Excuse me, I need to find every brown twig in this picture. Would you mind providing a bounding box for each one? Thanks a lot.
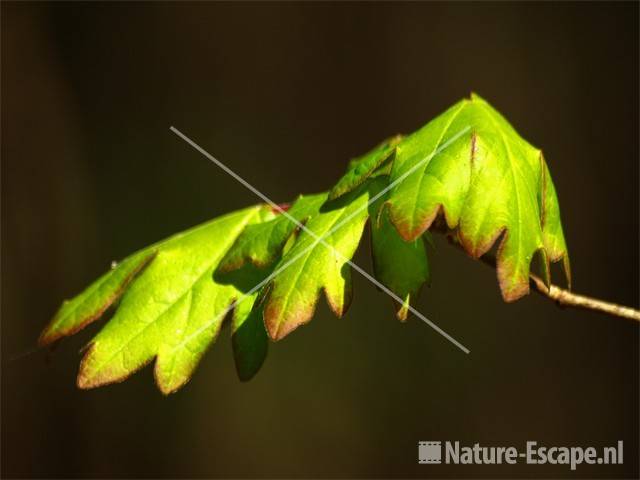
[441,233,640,322]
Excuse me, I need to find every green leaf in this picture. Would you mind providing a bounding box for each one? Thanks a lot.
[329,134,403,200]
[327,94,569,301]
[383,93,569,301]
[41,205,275,393]
[262,183,375,340]
[231,300,268,382]
[218,193,327,273]
[215,264,271,382]
[370,199,430,321]
[38,250,156,346]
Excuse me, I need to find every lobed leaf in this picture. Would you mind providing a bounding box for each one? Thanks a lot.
[262,183,376,340]
[331,93,570,301]
[218,193,327,273]
[41,206,275,393]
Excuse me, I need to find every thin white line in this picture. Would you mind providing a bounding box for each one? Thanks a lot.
[170,125,471,354]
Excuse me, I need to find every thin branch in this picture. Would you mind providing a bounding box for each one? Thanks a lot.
[440,233,640,322]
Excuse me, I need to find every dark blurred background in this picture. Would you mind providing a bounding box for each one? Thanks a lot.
[2,2,638,478]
